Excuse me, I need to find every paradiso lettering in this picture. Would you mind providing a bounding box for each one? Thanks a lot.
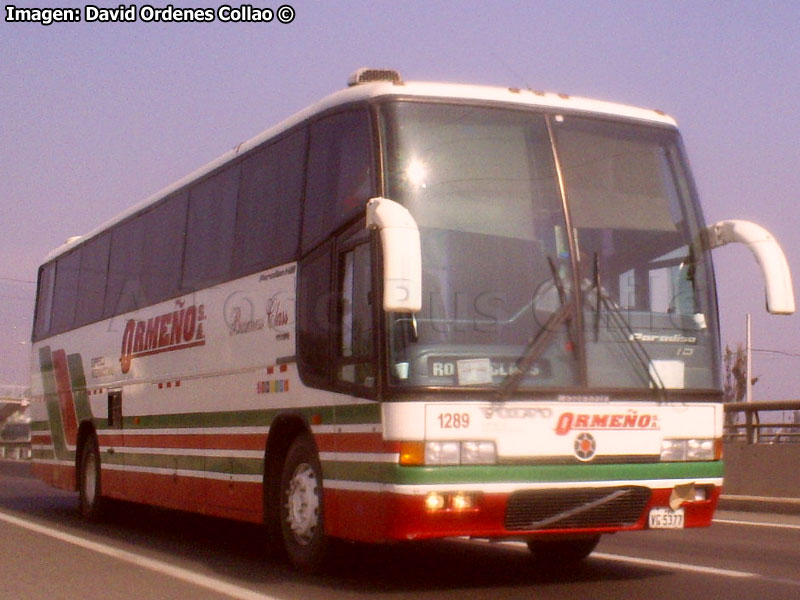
[555,410,660,436]
[120,299,206,373]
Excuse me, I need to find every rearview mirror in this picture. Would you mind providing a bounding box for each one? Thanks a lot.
[366,197,422,313]
[705,219,795,315]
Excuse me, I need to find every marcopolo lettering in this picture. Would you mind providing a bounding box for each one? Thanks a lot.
[120,301,206,373]
[480,406,553,420]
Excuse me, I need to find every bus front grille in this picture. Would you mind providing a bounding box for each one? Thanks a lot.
[504,486,651,531]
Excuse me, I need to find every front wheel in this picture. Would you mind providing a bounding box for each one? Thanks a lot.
[279,433,328,571]
[78,434,104,520]
[527,535,601,564]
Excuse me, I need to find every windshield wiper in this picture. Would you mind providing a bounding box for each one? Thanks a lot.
[588,255,666,394]
[498,258,574,399]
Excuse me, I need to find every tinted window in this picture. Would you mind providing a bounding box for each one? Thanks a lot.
[141,192,187,303]
[233,129,306,276]
[338,241,374,387]
[74,234,110,327]
[105,214,145,317]
[303,110,372,252]
[183,166,240,290]
[297,241,334,383]
[33,263,56,340]
[50,250,81,334]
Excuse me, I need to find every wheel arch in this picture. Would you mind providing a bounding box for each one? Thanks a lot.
[263,413,315,523]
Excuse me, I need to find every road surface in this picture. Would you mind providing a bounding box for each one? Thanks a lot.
[1,460,799,600]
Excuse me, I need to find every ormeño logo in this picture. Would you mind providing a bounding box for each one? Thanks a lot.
[120,298,206,374]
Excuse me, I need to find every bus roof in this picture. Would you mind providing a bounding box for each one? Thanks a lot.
[43,74,678,263]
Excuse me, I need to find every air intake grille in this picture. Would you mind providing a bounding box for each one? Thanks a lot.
[504,486,651,531]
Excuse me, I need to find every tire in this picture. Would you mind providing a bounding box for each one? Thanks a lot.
[279,433,328,571]
[78,434,104,520]
[527,535,601,565]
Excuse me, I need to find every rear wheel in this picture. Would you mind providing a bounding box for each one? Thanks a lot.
[527,535,601,564]
[279,433,328,571]
[78,434,104,520]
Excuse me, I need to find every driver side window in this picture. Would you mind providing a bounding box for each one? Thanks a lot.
[338,241,375,388]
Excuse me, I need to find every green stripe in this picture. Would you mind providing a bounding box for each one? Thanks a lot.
[123,453,206,472]
[322,460,395,483]
[125,410,270,430]
[322,460,725,486]
[66,352,93,423]
[31,448,56,460]
[204,456,264,476]
[122,401,380,431]
[333,402,381,424]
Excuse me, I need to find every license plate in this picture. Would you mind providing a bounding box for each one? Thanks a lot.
[648,507,685,529]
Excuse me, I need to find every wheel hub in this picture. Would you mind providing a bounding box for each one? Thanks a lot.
[84,451,97,504]
[285,463,319,545]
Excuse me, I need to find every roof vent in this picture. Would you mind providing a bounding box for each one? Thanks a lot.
[348,68,402,87]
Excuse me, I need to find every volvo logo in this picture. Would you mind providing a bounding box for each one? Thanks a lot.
[574,432,597,461]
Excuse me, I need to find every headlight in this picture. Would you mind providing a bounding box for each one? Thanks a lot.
[661,438,717,461]
[425,441,461,465]
[400,441,498,465]
[460,441,497,465]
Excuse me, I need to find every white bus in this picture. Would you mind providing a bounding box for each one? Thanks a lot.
[30,69,794,570]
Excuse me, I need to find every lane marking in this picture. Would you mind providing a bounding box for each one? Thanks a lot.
[592,552,756,578]
[714,518,800,531]
[485,540,757,579]
[0,509,279,600]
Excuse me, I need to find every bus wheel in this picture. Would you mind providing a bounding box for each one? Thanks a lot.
[527,535,601,564]
[78,434,103,520]
[279,433,328,571]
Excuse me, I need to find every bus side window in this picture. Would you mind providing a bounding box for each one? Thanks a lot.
[297,241,335,386]
[33,262,56,340]
[302,109,373,254]
[338,242,374,387]
[233,128,306,277]
[183,166,239,291]
[50,249,81,335]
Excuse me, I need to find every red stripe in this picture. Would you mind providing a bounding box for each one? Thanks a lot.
[104,469,262,523]
[31,461,75,492]
[314,432,387,453]
[51,349,79,446]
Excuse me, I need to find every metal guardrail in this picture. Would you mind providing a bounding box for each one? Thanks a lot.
[0,440,31,460]
[724,400,800,444]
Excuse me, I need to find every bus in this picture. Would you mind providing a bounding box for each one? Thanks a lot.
[30,69,795,570]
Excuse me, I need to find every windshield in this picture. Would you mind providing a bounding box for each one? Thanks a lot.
[380,101,720,393]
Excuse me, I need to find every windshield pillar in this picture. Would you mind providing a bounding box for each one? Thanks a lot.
[546,116,588,387]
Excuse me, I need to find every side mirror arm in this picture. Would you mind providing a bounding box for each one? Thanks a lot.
[705,219,795,315]
[366,197,422,313]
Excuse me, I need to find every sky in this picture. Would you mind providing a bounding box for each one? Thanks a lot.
[1,0,799,400]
